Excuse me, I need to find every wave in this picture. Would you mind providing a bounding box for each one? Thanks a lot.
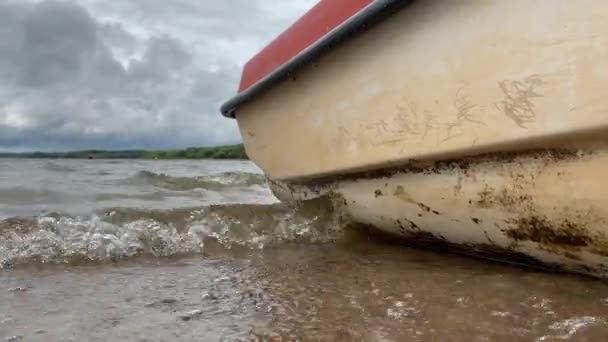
[128,171,268,191]
[0,197,349,268]
[42,161,78,173]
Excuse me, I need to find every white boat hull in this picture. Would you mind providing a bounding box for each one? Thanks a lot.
[223,0,608,277]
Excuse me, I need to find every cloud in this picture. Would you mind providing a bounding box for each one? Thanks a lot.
[0,0,316,151]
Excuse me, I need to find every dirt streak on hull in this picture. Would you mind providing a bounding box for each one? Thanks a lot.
[268,147,608,278]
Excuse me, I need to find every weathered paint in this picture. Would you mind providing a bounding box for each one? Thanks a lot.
[268,148,608,278]
[229,0,608,277]
[235,0,608,181]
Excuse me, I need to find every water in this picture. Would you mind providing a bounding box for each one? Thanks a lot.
[1,159,608,341]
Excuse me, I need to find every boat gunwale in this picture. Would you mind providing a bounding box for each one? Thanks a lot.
[219,0,411,118]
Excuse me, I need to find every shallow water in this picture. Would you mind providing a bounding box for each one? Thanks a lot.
[1,159,608,341]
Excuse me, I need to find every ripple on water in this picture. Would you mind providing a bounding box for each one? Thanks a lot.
[126,170,268,191]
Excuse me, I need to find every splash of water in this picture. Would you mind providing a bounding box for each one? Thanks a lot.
[538,316,606,340]
[0,198,348,268]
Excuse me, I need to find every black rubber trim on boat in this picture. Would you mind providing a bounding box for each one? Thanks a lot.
[220,0,412,118]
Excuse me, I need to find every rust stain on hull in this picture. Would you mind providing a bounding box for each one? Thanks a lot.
[393,185,416,203]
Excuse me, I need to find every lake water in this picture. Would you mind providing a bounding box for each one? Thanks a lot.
[1,159,608,341]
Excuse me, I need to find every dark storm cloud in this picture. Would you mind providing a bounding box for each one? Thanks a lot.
[0,0,315,151]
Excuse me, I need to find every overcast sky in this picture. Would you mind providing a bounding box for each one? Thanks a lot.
[0,0,316,152]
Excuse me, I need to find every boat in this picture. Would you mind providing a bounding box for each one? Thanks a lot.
[220,0,608,278]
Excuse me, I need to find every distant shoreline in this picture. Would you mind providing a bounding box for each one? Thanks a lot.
[0,144,248,160]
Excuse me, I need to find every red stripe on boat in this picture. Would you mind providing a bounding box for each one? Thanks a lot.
[238,0,373,93]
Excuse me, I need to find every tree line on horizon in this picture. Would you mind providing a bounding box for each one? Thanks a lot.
[0,144,248,160]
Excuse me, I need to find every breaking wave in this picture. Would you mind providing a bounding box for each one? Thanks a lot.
[128,171,268,191]
[0,198,349,268]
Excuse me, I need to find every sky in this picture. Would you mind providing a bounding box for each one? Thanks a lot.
[0,0,316,152]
